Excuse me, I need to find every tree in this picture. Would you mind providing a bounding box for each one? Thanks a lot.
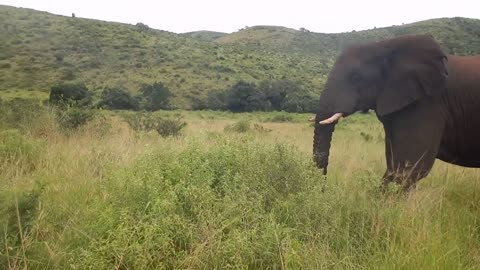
[135,22,150,32]
[140,82,172,111]
[49,82,91,107]
[206,90,227,110]
[260,79,303,111]
[282,90,318,113]
[99,87,139,110]
[226,81,270,112]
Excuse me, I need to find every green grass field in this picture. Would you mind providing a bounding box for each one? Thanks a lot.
[2,106,480,269]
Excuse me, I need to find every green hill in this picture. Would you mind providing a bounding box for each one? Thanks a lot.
[217,18,480,57]
[1,5,479,108]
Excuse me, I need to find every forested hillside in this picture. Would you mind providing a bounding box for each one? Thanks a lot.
[1,5,479,109]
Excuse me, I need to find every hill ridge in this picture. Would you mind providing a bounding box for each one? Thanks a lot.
[1,5,479,108]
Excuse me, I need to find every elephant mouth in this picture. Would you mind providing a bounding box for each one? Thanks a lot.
[319,112,343,125]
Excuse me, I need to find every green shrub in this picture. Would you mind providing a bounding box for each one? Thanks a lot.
[121,112,161,132]
[224,120,251,133]
[68,139,322,269]
[226,80,270,112]
[55,107,95,131]
[98,87,139,110]
[139,82,172,111]
[122,112,186,137]
[49,82,92,107]
[155,118,187,137]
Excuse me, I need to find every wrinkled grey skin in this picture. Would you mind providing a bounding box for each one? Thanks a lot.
[313,34,480,191]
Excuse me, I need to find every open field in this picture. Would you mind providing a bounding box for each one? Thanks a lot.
[1,107,480,269]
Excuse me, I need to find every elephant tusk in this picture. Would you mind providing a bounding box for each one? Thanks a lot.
[319,113,343,125]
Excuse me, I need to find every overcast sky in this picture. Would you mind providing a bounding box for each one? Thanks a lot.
[1,0,478,34]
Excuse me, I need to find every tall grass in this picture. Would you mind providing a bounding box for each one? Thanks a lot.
[1,108,480,269]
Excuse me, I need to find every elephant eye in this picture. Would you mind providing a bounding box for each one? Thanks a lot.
[349,72,362,83]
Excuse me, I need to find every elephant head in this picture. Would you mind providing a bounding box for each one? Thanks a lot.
[313,34,448,174]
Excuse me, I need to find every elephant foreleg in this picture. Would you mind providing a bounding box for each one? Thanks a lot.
[380,100,445,191]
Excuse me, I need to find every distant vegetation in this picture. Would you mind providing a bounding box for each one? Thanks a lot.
[45,77,316,113]
[1,5,480,110]
[182,30,227,42]
[193,79,317,113]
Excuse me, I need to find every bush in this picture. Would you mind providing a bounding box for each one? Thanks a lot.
[122,113,186,137]
[121,112,161,132]
[206,90,228,110]
[192,90,228,111]
[282,90,318,113]
[139,82,172,111]
[68,140,323,269]
[98,87,139,110]
[55,107,95,131]
[259,79,295,111]
[224,120,251,133]
[135,22,150,32]
[49,82,92,107]
[226,81,271,112]
[155,118,187,137]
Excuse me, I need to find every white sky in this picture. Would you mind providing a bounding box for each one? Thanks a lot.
[1,0,478,34]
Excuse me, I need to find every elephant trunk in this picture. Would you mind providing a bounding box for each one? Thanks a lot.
[313,111,337,175]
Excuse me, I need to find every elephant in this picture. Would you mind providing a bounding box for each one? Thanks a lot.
[312,34,480,191]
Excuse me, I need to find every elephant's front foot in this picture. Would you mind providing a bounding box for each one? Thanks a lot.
[381,170,418,193]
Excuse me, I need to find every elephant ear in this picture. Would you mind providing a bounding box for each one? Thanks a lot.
[376,35,448,116]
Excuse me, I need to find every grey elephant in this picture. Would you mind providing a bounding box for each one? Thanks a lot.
[312,34,480,191]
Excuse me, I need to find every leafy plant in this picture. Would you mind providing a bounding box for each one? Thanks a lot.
[49,82,92,107]
[139,82,173,111]
[121,112,161,132]
[155,118,187,137]
[226,80,271,112]
[122,112,186,137]
[55,107,95,132]
[224,120,251,133]
[98,87,139,110]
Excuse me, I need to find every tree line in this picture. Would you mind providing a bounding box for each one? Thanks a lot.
[49,79,319,113]
[49,82,173,111]
[193,79,318,113]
